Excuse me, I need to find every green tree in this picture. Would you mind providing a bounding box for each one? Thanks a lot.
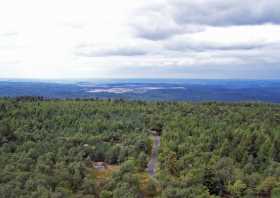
[228,180,247,197]
[166,151,177,176]
[137,152,148,171]
[146,179,157,196]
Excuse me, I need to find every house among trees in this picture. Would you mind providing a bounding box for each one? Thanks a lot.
[150,128,162,136]
[93,162,108,171]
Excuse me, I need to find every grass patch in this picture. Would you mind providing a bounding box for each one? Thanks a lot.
[95,165,120,181]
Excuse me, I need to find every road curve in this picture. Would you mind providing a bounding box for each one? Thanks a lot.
[146,135,161,177]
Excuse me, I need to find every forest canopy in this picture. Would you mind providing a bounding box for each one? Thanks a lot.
[0,97,279,197]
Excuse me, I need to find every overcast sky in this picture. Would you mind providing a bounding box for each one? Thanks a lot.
[0,0,280,79]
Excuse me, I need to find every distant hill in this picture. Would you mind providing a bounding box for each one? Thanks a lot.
[1,79,280,103]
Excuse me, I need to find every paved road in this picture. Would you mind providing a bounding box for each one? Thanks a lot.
[146,136,161,176]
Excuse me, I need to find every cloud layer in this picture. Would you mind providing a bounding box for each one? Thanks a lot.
[171,0,280,26]
[132,0,280,41]
[0,0,280,79]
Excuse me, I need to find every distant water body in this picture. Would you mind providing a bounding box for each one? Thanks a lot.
[0,79,280,103]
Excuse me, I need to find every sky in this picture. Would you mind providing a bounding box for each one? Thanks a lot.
[0,0,280,79]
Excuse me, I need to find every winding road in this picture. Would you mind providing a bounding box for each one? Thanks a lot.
[146,135,161,177]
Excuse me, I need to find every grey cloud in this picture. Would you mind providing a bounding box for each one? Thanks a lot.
[130,5,204,41]
[76,44,149,57]
[130,12,181,41]
[171,0,280,26]
[132,26,181,41]
[165,39,270,52]
[131,0,280,41]
[133,23,204,41]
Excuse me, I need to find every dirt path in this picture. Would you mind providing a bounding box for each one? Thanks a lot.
[146,135,161,177]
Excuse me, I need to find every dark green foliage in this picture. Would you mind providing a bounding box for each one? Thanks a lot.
[104,160,141,198]
[158,102,280,197]
[0,98,279,197]
[138,152,148,171]
[0,99,150,197]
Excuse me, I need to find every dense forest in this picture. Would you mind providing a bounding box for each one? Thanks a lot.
[0,97,280,197]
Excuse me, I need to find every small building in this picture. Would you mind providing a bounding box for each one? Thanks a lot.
[93,162,108,171]
[150,128,162,136]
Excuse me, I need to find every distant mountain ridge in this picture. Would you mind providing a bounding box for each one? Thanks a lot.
[1,79,280,103]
